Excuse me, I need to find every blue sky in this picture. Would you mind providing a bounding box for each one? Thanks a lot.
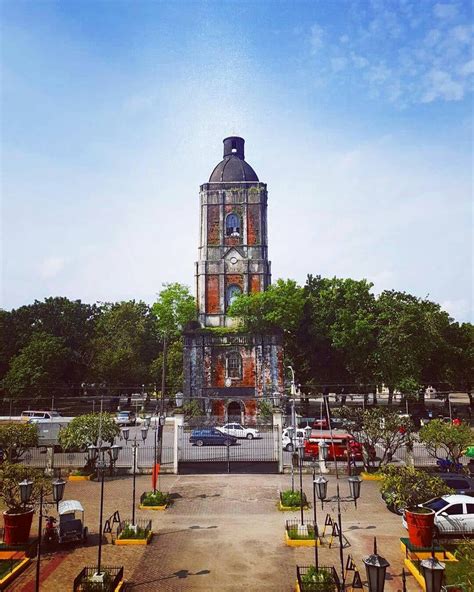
[1,0,472,321]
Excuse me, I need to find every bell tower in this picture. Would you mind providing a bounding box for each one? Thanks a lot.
[196,136,271,327]
[184,136,283,420]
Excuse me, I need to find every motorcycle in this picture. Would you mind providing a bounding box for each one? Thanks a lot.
[43,516,58,545]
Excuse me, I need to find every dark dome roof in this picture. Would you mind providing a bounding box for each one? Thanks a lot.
[209,136,259,183]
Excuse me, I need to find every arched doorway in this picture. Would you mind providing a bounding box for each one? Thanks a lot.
[227,400,243,423]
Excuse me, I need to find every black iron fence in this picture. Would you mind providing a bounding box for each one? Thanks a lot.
[296,565,341,592]
[115,519,152,540]
[17,446,174,470]
[285,520,317,540]
[72,566,123,592]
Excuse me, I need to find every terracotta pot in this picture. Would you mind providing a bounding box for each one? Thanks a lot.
[405,508,435,548]
[3,509,34,544]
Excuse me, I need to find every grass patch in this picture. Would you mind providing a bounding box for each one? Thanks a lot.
[0,559,21,579]
[287,525,316,540]
[300,566,337,592]
[70,468,94,477]
[141,491,170,506]
[280,489,306,507]
[118,525,149,540]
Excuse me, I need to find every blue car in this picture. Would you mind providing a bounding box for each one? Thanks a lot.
[189,428,238,447]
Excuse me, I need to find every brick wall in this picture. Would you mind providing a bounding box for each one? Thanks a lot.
[206,275,220,313]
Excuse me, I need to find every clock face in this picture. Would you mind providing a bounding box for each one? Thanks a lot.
[225,378,232,387]
[230,257,238,264]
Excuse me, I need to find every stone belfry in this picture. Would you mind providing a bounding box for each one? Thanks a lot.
[196,136,272,327]
[184,136,284,421]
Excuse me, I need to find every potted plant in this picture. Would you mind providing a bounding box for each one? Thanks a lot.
[378,465,453,547]
[0,462,49,544]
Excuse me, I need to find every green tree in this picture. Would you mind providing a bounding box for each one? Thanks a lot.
[58,413,121,470]
[227,279,304,335]
[333,407,413,470]
[0,462,52,513]
[2,332,70,402]
[419,419,473,466]
[152,283,196,338]
[374,291,453,405]
[298,275,377,389]
[1,298,98,385]
[151,283,196,406]
[0,423,38,463]
[91,301,159,386]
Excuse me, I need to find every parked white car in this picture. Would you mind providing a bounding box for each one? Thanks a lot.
[217,423,260,440]
[282,427,311,452]
[402,495,474,536]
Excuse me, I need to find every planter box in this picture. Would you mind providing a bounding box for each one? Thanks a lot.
[0,557,31,590]
[139,503,167,511]
[69,474,94,481]
[285,521,319,547]
[114,532,153,546]
[360,471,383,481]
[139,492,170,510]
[73,566,124,592]
[285,531,320,547]
[296,565,340,592]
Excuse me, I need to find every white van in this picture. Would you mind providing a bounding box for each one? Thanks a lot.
[21,410,63,421]
[282,426,311,452]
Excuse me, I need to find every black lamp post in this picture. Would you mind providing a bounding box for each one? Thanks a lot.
[420,557,445,592]
[122,425,148,526]
[315,475,362,588]
[19,477,66,592]
[311,460,321,571]
[363,537,390,592]
[88,441,120,577]
[296,443,305,525]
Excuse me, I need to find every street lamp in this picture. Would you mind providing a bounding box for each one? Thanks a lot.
[310,460,321,571]
[363,537,390,592]
[20,476,66,592]
[88,442,120,578]
[296,443,305,525]
[315,477,363,588]
[123,425,148,526]
[420,557,445,592]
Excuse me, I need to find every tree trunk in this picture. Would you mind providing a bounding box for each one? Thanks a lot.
[388,386,394,407]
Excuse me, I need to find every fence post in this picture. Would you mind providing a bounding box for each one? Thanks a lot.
[272,408,283,473]
[45,446,54,476]
[173,413,184,475]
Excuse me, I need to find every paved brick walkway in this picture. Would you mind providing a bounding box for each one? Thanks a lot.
[2,473,417,591]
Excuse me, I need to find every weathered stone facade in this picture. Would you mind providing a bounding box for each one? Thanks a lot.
[183,137,284,419]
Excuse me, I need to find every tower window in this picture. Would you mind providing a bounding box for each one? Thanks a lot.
[226,213,240,237]
[227,284,242,307]
[227,352,242,379]
[231,140,237,153]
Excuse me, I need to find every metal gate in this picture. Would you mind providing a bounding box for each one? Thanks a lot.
[178,425,279,474]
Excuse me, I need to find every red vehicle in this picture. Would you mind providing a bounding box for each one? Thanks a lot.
[303,430,373,461]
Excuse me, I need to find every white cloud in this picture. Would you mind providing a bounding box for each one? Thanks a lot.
[310,24,324,54]
[459,59,474,76]
[421,69,465,102]
[331,57,348,73]
[441,299,472,322]
[307,1,473,107]
[433,3,459,19]
[38,256,66,279]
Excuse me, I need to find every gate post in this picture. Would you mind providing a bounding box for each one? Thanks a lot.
[173,413,184,474]
[272,408,283,473]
